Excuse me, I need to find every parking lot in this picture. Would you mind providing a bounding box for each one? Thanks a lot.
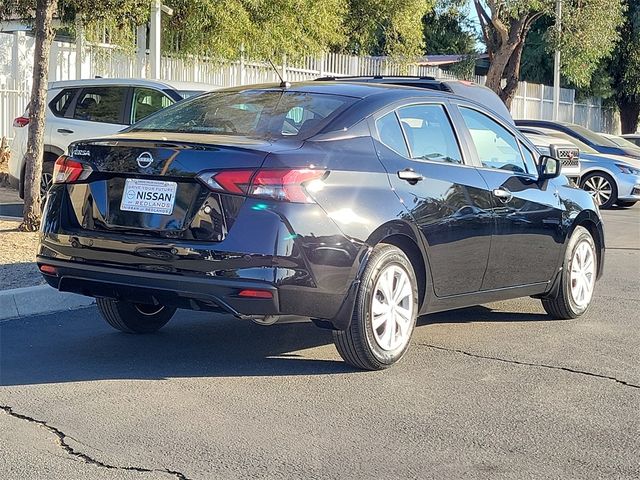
[1,205,638,479]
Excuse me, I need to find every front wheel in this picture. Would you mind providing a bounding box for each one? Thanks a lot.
[542,226,597,319]
[96,298,176,333]
[580,172,618,209]
[333,244,418,370]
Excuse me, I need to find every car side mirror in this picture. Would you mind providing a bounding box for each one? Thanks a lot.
[538,155,561,180]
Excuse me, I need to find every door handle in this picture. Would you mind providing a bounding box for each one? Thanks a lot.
[493,188,513,203]
[57,128,74,134]
[397,169,424,184]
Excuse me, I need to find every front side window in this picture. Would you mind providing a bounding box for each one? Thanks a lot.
[73,87,127,124]
[132,88,174,124]
[397,104,462,164]
[460,107,528,174]
[520,143,538,172]
[129,90,354,140]
[375,111,409,157]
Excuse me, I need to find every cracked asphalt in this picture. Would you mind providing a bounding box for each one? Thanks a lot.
[1,206,639,479]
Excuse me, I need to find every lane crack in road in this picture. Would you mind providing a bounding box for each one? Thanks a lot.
[0,404,191,480]
[417,344,640,390]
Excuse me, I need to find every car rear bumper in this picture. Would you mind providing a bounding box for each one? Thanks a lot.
[38,257,283,318]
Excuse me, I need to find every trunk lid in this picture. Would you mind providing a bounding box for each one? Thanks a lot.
[65,133,300,240]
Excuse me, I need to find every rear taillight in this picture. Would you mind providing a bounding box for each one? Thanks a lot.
[53,155,93,184]
[13,116,29,128]
[197,168,326,203]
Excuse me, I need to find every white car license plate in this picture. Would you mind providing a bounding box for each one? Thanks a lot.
[120,178,177,215]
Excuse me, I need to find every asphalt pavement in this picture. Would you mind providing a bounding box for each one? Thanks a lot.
[1,206,639,479]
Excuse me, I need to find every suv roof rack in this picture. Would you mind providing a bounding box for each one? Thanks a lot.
[314,75,514,125]
[315,75,455,92]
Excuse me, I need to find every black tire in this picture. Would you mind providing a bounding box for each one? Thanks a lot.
[40,160,54,199]
[542,226,597,319]
[332,244,419,370]
[580,172,618,209]
[96,298,176,333]
[616,200,637,208]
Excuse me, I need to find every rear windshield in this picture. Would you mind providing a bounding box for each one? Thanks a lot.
[568,124,619,147]
[129,89,354,139]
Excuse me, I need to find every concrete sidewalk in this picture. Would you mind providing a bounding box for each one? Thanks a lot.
[0,285,94,321]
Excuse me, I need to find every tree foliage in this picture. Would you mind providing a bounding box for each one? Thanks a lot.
[342,0,434,57]
[609,0,640,133]
[423,0,477,55]
[164,0,347,60]
[475,0,623,109]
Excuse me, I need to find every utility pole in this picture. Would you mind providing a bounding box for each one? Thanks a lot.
[552,0,562,121]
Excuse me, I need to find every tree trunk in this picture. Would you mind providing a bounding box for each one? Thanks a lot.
[499,40,526,110]
[484,46,513,94]
[618,99,640,134]
[20,0,56,231]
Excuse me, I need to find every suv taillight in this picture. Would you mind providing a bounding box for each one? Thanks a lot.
[197,168,326,203]
[53,156,93,184]
[13,116,29,128]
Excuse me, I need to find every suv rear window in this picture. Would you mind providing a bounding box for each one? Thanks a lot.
[49,89,77,117]
[129,90,355,139]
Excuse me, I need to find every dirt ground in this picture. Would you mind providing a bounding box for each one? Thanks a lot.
[0,219,43,290]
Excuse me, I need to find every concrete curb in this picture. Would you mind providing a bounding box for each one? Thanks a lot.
[0,284,94,321]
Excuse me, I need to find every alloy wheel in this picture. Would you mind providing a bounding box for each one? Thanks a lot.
[40,172,53,198]
[370,264,414,351]
[582,175,612,207]
[569,239,596,308]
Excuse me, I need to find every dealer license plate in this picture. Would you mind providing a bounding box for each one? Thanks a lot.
[120,178,177,215]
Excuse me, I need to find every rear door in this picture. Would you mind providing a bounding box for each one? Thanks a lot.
[453,104,564,289]
[51,86,129,151]
[372,102,494,297]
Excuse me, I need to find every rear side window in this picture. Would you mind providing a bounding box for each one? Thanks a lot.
[132,87,174,124]
[49,89,77,117]
[376,112,409,157]
[73,87,127,124]
[129,90,354,139]
[397,104,462,164]
[460,107,528,174]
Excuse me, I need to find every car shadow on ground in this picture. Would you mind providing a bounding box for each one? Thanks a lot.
[1,304,546,386]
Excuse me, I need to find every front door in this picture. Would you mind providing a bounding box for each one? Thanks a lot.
[373,103,494,297]
[455,105,564,289]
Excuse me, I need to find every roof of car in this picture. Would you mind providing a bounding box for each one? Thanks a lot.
[49,78,219,92]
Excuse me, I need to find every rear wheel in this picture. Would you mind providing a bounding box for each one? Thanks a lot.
[96,298,176,333]
[542,226,597,319]
[616,200,637,208]
[580,172,617,209]
[332,244,418,370]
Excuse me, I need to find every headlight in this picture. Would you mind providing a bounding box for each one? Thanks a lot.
[616,163,640,175]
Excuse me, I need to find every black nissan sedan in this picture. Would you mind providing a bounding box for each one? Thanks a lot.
[38,81,605,370]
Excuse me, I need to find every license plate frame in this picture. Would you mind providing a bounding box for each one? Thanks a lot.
[120,178,178,216]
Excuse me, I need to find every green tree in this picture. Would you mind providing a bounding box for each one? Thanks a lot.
[609,0,640,133]
[474,0,624,109]
[343,0,434,57]
[422,0,477,55]
[0,0,147,230]
[164,0,347,60]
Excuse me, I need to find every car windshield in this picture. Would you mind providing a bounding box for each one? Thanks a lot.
[605,134,640,149]
[567,124,620,147]
[129,89,354,139]
[177,90,206,99]
[538,129,598,154]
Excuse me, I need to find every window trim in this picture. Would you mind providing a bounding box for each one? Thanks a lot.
[454,103,538,179]
[372,100,474,168]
